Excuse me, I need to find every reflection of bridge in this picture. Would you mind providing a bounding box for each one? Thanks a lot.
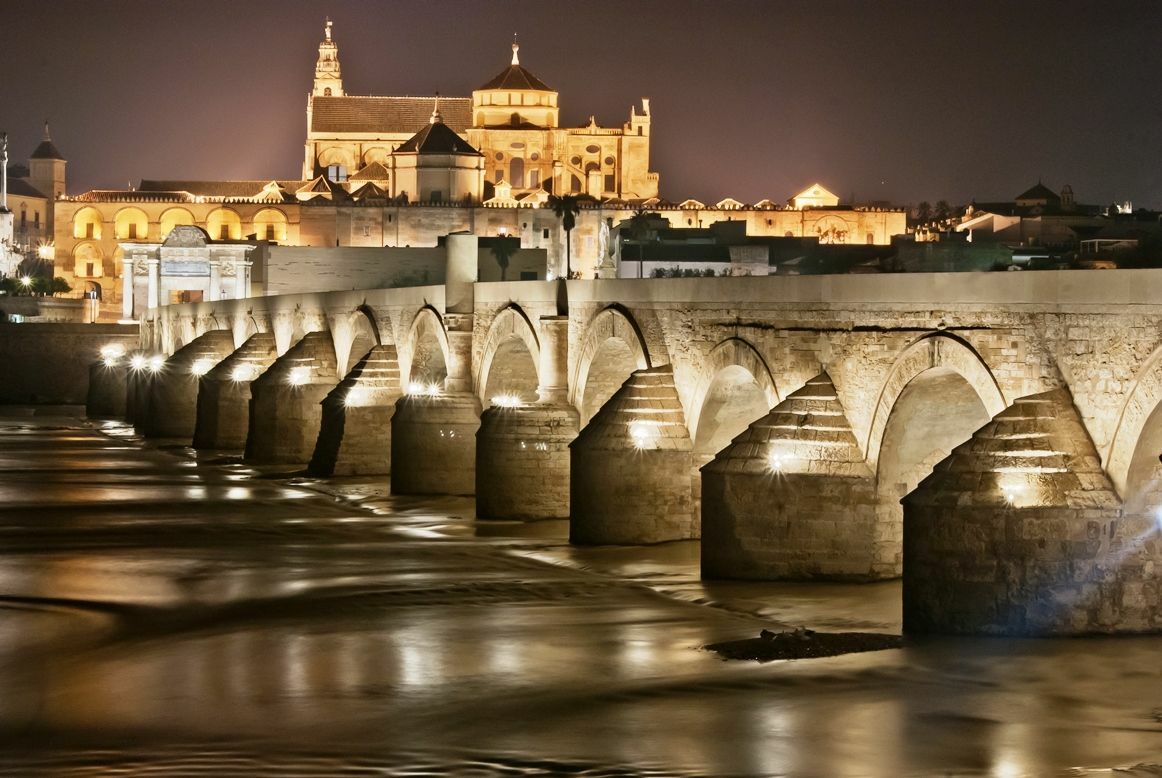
[101,238,1162,636]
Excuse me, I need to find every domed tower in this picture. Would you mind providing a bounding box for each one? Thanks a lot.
[312,18,343,98]
[471,40,558,128]
[29,121,66,234]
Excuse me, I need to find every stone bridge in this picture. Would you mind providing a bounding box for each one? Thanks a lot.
[97,240,1162,636]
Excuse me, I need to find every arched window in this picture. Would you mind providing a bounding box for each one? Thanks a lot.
[114,207,149,240]
[509,158,525,188]
[73,242,104,278]
[73,207,103,240]
[206,208,242,241]
[252,208,288,242]
[159,208,195,239]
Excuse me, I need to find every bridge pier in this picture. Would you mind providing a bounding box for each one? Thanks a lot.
[193,332,277,450]
[125,353,156,430]
[476,316,577,520]
[570,364,696,544]
[701,373,881,580]
[903,388,1159,635]
[142,331,237,440]
[245,331,339,464]
[392,327,479,495]
[86,355,129,419]
[309,344,402,476]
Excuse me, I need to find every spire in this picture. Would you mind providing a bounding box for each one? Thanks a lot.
[312,17,343,97]
[511,34,519,66]
[42,121,51,142]
[430,93,442,124]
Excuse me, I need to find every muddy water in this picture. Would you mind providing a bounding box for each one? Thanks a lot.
[0,411,1160,776]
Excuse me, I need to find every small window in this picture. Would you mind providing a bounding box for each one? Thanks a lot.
[85,262,95,277]
[542,228,549,239]
[33,212,39,227]
[128,223,138,239]
[866,232,874,245]
[510,113,520,126]
[85,223,95,239]
[267,225,277,240]
[326,164,347,183]
[604,174,614,192]
[20,211,26,227]
[219,225,230,240]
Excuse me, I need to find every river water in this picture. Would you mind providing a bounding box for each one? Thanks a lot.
[0,410,1160,776]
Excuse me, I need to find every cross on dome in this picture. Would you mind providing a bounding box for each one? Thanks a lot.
[511,34,519,66]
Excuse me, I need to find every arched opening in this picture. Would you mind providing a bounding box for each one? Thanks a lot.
[509,158,525,188]
[482,335,538,407]
[206,208,242,241]
[114,207,149,241]
[73,207,103,240]
[1123,401,1162,516]
[159,208,195,239]
[876,367,991,569]
[345,310,378,376]
[73,243,104,278]
[580,338,637,424]
[693,365,770,459]
[252,208,288,242]
[409,327,447,389]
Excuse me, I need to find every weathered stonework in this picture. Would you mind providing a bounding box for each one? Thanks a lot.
[309,344,402,476]
[476,403,579,520]
[702,372,880,580]
[904,389,1160,635]
[143,330,236,439]
[245,331,339,464]
[571,364,695,544]
[193,332,278,450]
[390,393,481,495]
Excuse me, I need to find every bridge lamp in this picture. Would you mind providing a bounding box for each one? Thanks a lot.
[148,355,166,373]
[19,276,32,289]
[628,420,657,449]
[344,386,368,407]
[1000,479,1026,506]
[231,364,257,382]
[190,359,213,377]
[491,393,522,408]
[129,354,147,371]
[767,449,788,473]
[287,366,311,386]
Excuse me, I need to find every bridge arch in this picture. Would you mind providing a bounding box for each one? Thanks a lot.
[478,305,541,407]
[571,305,651,424]
[1107,344,1162,507]
[403,305,450,390]
[689,337,779,457]
[331,304,383,376]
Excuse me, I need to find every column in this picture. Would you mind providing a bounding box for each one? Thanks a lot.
[235,261,249,299]
[146,258,160,310]
[121,256,134,320]
[208,260,221,302]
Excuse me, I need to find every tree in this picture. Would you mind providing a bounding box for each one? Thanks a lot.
[491,236,519,281]
[626,207,653,278]
[547,194,581,278]
[934,200,953,223]
[915,201,932,224]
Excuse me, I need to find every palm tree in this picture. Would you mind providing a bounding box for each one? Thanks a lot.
[626,208,653,278]
[547,194,581,278]
[492,236,519,281]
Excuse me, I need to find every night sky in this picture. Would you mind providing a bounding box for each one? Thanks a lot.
[4,0,1160,208]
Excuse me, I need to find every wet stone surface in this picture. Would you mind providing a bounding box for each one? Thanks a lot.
[0,410,1160,776]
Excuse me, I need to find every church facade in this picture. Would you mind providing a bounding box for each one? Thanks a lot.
[303,21,657,203]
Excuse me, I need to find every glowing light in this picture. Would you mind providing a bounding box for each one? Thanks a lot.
[190,359,213,377]
[19,276,32,288]
[148,355,165,373]
[130,355,147,371]
[1154,507,1162,529]
[99,344,126,361]
[1000,477,1027,506]
[546,270,557,281]
[407,381,441,397]
[344,386,368,407]
[288,366,311,386]
[491,393,522,408]
[768,448,787,472]
[231,364,256,382]
[629,420,658,448]
[102,358,118,367]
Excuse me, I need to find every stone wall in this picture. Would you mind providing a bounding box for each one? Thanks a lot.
[0,323,137,404]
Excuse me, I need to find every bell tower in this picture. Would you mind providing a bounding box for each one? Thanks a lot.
[312,18,344,97]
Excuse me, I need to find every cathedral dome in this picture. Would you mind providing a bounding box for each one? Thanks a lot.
[471,41,559,129]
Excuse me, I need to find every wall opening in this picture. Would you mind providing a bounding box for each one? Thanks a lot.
[482,335,538,407]
[580,338,637,424]
[693,365,769,459]
[1124,400,1162,516]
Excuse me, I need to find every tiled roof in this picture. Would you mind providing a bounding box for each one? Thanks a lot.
[478,64,552,92]
[7,178,47,199]
[1015,183,1060,202]
[139,180,305,198]
[395,120,482,156]
[349,161,391,181]
[310,96,471,134]
[31,139,64,160]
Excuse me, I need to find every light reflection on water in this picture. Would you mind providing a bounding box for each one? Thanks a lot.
[0,414,1160,776]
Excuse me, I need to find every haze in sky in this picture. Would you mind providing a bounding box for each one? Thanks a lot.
[3,0,1160,208]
